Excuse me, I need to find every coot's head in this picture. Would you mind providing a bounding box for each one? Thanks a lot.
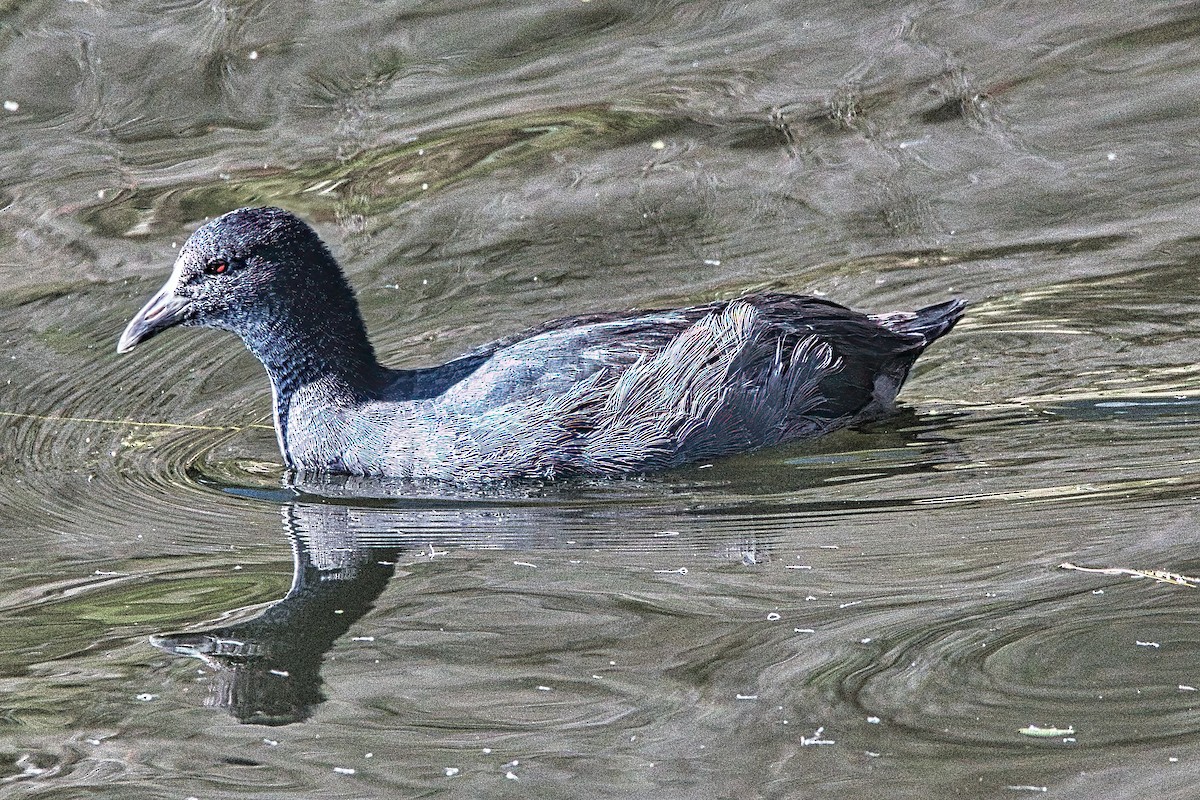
[117,207,352,353]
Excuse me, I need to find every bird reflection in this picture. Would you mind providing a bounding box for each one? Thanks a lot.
[151,475,715,726]
[151,501,397,726]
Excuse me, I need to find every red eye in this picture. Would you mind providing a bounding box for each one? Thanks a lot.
[207,260,229,275]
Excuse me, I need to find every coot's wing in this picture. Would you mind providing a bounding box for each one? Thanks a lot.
[431,308,714,412]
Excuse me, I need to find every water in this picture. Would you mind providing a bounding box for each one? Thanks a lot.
[2,0,1200,796]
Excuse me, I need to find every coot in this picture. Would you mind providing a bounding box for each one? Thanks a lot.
[118,207,964,481]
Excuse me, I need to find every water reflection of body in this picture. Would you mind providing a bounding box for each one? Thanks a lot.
[154,476,753,726]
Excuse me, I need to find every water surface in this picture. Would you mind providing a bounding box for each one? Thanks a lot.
[3,1,1200,797]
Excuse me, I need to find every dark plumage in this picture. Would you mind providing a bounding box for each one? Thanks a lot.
[118,207,965,481]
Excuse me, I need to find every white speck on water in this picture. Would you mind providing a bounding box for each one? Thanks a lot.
[248,50,258,60]
[333,767,355,775]
[767,612,781,621]
[794,628,815,633]
[3,100,18,112]
[1093,589,1104,595]
[592,674,603,679]
[268,669,289,677]
[654,567,688,574]
[785,564,812,570]
[650,139,666,150]
[839,601,862,609]
[444,767,460,777]
[232,565,242,571]
[819,544,839,549]
[1180,685,1197,691]
[1005,786,1047,793]
[352,636,375,642]
[263,739,278,746]
[867,716,881,724]
[513,561,537,568]
[703,258,721,266]
[86,738,101,746]
[1136,641,1161,648]
[505,771,519,780]
[800,726,835,746]
[135,693,158,702]
[417,149,425,156]
[866,751,881,757]
[481,747,492,754]
[334,609,344,614]
[735,693,758,700]
[860,637,872,644]
[537,685,552,692]
[1107,152,1116,161]
[421,182,429,190]
[1170,757,1179,763]
[365,753,373,759]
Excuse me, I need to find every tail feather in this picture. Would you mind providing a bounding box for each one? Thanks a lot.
[872,298,966,345]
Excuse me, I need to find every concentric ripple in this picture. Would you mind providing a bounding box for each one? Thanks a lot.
[815,582,1200,749]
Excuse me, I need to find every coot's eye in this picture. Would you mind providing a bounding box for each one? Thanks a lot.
[205,260,230,276]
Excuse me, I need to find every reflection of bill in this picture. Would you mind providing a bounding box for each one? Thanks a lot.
[152,503,395,726]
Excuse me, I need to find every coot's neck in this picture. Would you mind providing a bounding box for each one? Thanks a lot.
[243,308,386,402]
[236,288,389,467]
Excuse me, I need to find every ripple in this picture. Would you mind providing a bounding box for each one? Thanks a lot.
[819,583,1200,749]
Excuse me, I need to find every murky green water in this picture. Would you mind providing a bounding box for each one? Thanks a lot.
[3,0,1200,796]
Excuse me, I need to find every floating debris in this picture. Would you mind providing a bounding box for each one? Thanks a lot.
[1018,724,1074,738]
[800,726,835,746]
[1059,562,1199,587]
